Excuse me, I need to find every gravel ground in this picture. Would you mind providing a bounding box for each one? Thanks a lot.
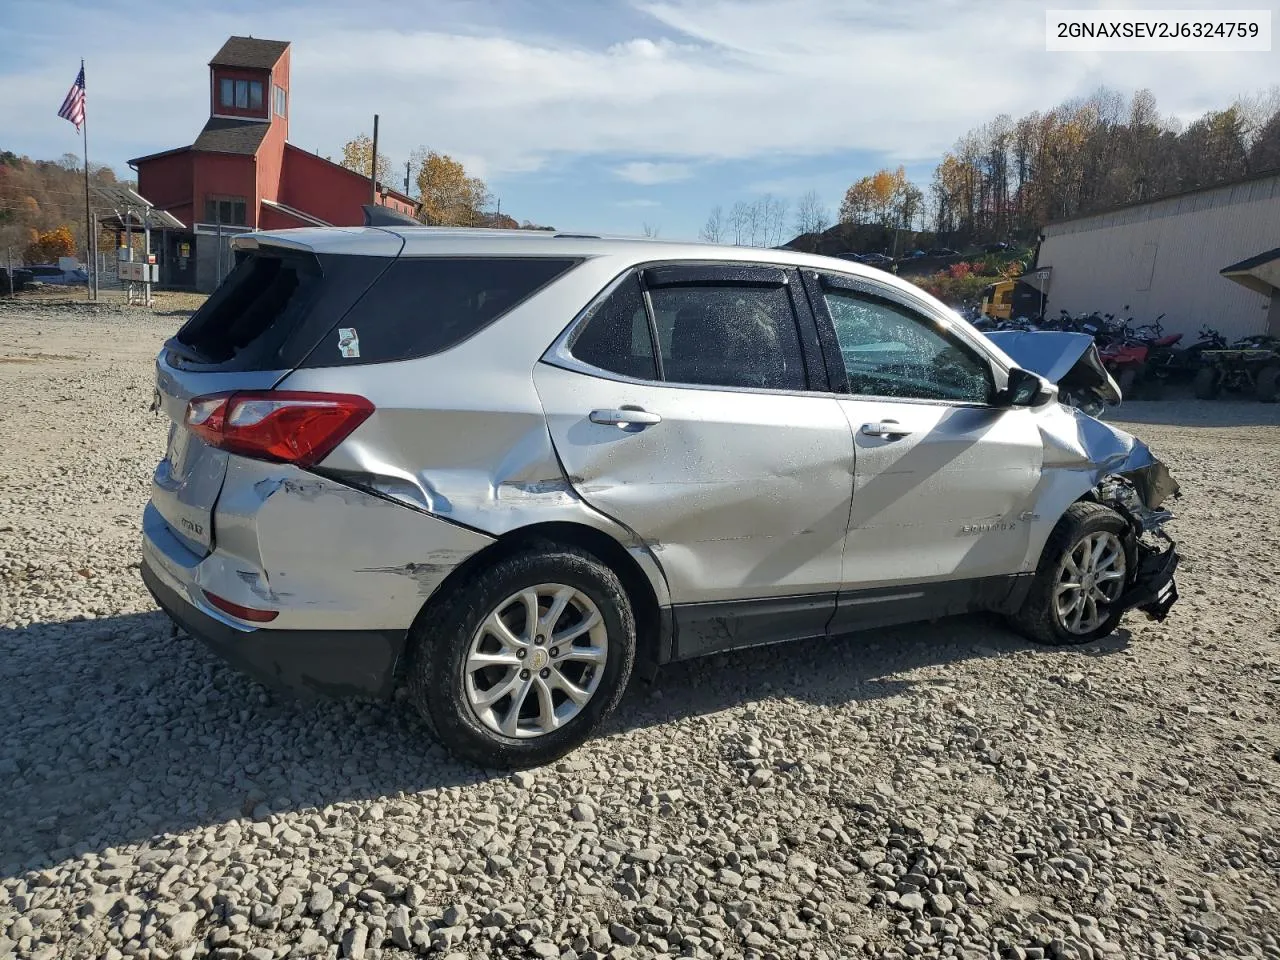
[2,300,1279,960]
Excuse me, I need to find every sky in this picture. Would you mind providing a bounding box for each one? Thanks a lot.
[1,0,1276,240]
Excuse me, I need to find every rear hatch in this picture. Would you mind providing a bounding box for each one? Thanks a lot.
[151,235,397,556]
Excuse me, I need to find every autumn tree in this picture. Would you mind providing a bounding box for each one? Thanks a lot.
[24,225,76,264]
[840,167,920,230]
[413,148,490,225]
[340,134,392,185]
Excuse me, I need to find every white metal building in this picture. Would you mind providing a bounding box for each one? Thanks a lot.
[1037,171,1280,340]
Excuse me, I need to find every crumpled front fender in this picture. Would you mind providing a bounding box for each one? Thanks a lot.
[1020,404,1179,573]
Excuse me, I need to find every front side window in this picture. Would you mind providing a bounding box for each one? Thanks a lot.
[823,287,992,403]
[234,80,249,108]
[648,284,806,391]
[219,78,233,107]
[249,81,263,110]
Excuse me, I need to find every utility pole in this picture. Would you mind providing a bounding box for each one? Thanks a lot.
[369,114,379,205]
[404,159,411,196]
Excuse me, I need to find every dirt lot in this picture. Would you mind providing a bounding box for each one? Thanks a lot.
[2,300,1279,960]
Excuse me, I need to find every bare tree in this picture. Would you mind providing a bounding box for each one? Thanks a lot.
[699,206,725,243]
[641,222,660,238]
[729,201,750,245]
[793,190,830,237]
[758,194,788,246]
[745,200,763,246]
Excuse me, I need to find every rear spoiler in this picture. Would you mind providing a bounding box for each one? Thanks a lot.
[362,204,420,227]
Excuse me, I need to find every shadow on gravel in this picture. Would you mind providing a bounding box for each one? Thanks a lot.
[0,608,1129,876]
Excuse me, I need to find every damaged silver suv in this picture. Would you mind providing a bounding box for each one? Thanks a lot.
[142,218,1179,767]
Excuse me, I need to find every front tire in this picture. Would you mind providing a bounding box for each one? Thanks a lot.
[1011,502,1130,646]
[407,546,635,768]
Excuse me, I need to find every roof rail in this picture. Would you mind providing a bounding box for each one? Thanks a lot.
[362,204,421,227]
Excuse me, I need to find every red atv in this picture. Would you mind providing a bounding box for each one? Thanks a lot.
[1098,312,1182,399]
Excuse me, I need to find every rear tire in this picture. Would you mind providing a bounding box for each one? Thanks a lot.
[1010,502,1130,647]
[407,546,635,768]
[1255,364,1280,403]
[1193,366,1221,400]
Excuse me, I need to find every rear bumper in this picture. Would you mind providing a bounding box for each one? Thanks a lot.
[142,557,404,698]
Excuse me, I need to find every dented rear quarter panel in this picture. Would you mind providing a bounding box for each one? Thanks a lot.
[209,459,494,630]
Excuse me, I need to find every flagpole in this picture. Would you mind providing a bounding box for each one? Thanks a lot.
[80,59,94,301]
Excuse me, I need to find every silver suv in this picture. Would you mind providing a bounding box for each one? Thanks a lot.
[142,223,1179,767]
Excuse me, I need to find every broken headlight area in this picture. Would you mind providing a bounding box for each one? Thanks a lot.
[1095,470,1180,622]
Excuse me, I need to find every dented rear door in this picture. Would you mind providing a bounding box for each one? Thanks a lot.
[535,363,854,605]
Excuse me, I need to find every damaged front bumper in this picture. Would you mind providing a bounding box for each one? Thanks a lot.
[1113,538,1179,622]
[1097,461,1181,623]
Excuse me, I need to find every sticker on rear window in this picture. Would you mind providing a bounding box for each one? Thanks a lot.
[338,327,360,358]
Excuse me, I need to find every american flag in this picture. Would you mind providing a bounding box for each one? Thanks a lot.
[58,65,86,132]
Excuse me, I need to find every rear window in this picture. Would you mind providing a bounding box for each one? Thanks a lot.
[176,251,323,365]
[300,257,580,366]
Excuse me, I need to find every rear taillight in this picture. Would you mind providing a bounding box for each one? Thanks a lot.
[184,391,374,467]
[203,590,279,623]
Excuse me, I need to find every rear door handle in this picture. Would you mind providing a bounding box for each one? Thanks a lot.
[590,406,663,428]
[860,419,912,439]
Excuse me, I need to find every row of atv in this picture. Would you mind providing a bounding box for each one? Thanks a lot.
[976,308,1280,402]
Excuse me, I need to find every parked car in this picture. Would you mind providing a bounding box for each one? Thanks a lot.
[0,267,34,293]
[142,226,1180,767]
[927,247,960,257]
[858,252,894,269]
[25,264,88,285]
[984,242,1011,253]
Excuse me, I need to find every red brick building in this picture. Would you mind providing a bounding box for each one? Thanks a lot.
[130,36,415,290]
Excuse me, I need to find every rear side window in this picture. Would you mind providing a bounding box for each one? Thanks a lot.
[308,257,581,366]
[649,284,806,391]
[176,251,322,364]
[567,274,657,380]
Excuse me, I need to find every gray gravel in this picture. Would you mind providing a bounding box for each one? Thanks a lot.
[3,300,1280,960]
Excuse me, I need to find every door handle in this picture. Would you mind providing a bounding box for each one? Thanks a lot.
[860,419,912,439]
[589,406,662,428]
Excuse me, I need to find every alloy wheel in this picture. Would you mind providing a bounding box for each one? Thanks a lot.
[463,583,609,739]
[1053,531,1127,634]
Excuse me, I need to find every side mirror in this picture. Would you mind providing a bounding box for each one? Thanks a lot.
[998,367,1056,407]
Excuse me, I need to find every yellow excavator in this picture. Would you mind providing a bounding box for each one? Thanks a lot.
[980,279,1016,321]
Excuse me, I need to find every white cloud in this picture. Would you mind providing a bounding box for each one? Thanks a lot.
[0,0,1273,181]
[613,162,693,184]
